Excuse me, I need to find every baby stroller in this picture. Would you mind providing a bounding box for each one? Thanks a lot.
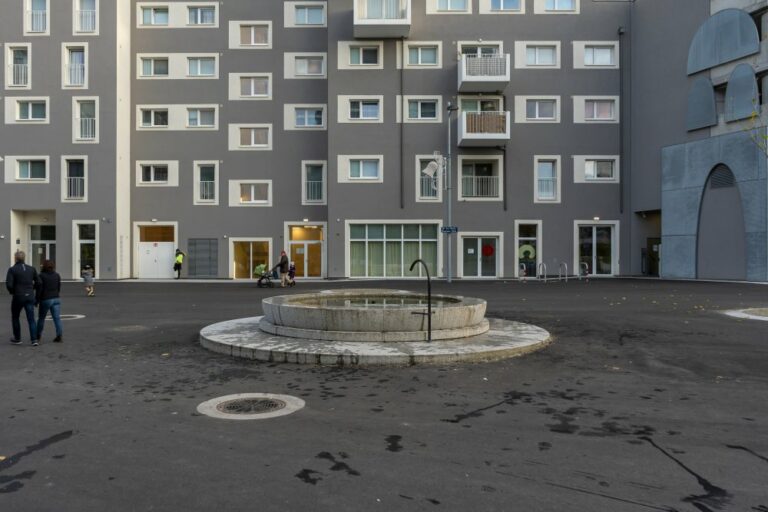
[256,264,279,288]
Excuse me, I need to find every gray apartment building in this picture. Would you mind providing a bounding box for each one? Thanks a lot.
[1,0,765,282]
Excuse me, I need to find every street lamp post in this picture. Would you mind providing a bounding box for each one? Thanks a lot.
[445,102,459,283]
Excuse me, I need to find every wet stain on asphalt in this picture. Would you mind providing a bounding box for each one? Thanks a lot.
[294,469,322,485]
[386,435,403,452]
[538,442,552,451]
[316,452,361,476]
[0,430,74,493]
[725,445,768,464]
[441,391,530,423]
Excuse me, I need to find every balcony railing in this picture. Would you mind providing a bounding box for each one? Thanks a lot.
[12,64,29,86]
[464,55,507,77]
[465,111,507,134]
[305,180,324,202]
[419,175,439,199]
[458,54,511,92]
[67,177,86,199]
[67,64,85,86]
[199,181,216,201]
[78,117,96,140]
[537,178,557,200]
[462,176,499,198]
[28,10,47,32]
[77,10,97,32]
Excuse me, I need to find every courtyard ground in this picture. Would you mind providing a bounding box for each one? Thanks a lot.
[0,279,767,511]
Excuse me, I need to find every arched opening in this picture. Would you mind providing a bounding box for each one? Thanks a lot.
[697,165,746,280]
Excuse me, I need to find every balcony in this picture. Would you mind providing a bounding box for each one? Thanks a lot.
[461,175,500,199]
[12,64,29,86]
[305,180,324,203]
[458,111,511,146]
[67,64,85,86]
[458,54,510,92]
[77,10,97,32]
[199,181,216,201]
[77,117,96,140]
[419,175,440,200]
[354,0,411,38]
[28,10,47,33]
[67,177,86,200]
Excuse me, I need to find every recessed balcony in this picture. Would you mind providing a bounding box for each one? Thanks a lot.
[458,111,511,147]
[354,0,411,38]
[458,54,511,92]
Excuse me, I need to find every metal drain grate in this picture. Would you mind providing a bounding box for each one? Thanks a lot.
[216,398,286,415]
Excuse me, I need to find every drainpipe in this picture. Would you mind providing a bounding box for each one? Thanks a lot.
[618,25,626,215]
[497,92,508,212]
[400,37,405,209]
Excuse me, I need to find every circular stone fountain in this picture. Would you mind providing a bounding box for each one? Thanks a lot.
[200,289,550,366]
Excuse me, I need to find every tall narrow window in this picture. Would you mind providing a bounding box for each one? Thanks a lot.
[66,47,86,86]
[77,0,97,32]
[536,160,558,201]
[11,48,29,86]
[198,165,216,202]
[304,164,325,203]
[418,159,440,200]
[188,6,215,25]
[77,100,96,140]
[66,159,86,199]
[29,0,48,33]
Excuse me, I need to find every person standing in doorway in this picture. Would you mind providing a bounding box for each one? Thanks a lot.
[82,265,95,297]
[5,251,40,346]
[278,250,289,287]
[36,260,62,343]
[174,249,185,280]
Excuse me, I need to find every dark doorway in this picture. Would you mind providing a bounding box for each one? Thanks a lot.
[647,237,661,277]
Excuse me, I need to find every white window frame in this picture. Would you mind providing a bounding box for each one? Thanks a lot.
[533,155,561,204]
[402,42,442,69]
[535,0,580,14]
[139,56,169,78]
[514,220,543,278]
[73,0,100,35]
[187,56,217,77]
[139,5,169,26]
[457,155,504,202]
[338,95,384,123]
[193,160,219,205]
[139,164,170,184]
[515,96,561,123]
[480,0,524,14]
[285,104,327,130]
[573,96,620,123]
[72,96,99,144]
[457,232,504,279]
[350,45,380,66]
[572,220,620,277]
[62,43,89,89]
[13,98,48,123]
[515,41,561,69]
[5,43,32,90]
[301,160,327,205]
[135,160,179,187]
[337,155,384,184]
[228,124,273,151]
[415,155,443,203]
[286,2,327,28]
[229,180,273,207]
[428,0,472,14]
[139,108,169,128]
[229,21,272,49]
[586,98,617,122]
[573,41,620,69]
[573,155,620,183]
[15,158,49,182]
[228,73,272,101]
[72,220,100,280]
[61,155,88,202]
[186,107,216,128]
[285,53,327,79]
[187,5,216,26]
[399,96,443,123]
[24,0,50,36]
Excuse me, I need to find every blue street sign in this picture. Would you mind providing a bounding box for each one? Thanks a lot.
[441,226,459,234]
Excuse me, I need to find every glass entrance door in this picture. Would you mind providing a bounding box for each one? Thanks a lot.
[517,224,538,278]
[76,223,96,277]
[288,225,323,278]
[462,237,498,278]
[578,225,614,276]
[233,241,269,279]
[30,225,56,270]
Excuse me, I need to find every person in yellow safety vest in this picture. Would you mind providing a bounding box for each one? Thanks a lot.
[174,249,185,280]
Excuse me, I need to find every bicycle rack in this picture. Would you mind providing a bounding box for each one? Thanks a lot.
[558,262,568,283]
[579,262,590,281]
[537,262,547,283]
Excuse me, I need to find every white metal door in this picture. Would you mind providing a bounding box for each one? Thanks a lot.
[138,242,175,278]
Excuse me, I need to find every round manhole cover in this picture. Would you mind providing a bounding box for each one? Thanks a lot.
[197,393,305,420]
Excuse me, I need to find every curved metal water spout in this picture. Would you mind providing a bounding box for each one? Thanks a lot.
[409,259,432,342]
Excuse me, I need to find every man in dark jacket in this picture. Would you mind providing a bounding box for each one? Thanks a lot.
[6,251,40,345]
[278,250,289,287]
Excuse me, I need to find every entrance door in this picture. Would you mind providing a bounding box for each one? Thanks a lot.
[30,225,56,270]
[462,236,498,278]
[578,225,614,276]
[75,223,97,277]
[287,225,324,278]
[233,240,269,279]
[138,226,175,278]
[188,238,218,278]
[647,237,661,277]
[517,223,539,278]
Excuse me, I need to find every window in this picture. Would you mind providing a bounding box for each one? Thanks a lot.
[408,46,438,66]
[17,100,46,121]
[9,47,30,87]
[349,159,380,180]
[491,0,520,10]
[349,223,438,278]
[585,46,615,66]
[460,44,500,58]
[295,107,324,127]
[75,99,96,140]
[188,6,215,25]
[76,0,97,33]
[418,158,440,201]
[141,58,168,77]
[240,183,270,204]
[141,164,168,183]
[18,160,47,180]
[545,0,575,10]
[350,46,379,65]
[526,45,556,66]
[585,160,615,180]
[350,100,380,120]
[65,47,86,86]
[295,56,325,76]
[141,6,168,25]
[526,99,556,120]
[240,76,269,97]
[141,109,168,127]
[240,127,269,147]
[461,162,499,199]
[187,108,215,127]
[28,0,48,33]
[585,99,615,121]
[408,100,437,120]
[65,159,86,199]
[303,163,325,203]
[437,0,467,11]
[188,57,216,76]
[296,5,324,25]
[197,164,216,202]
[240,24,269,46]
[536,160,558,201]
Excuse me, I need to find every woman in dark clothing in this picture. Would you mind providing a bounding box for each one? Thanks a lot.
[36,260,62,343]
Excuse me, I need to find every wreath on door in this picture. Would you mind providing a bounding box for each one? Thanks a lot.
[482,244,495,257]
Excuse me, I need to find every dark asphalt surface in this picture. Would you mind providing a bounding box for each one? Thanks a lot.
[1,279,767,511]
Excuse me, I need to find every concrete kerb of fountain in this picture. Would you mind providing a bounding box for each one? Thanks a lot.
[200,289,551,366]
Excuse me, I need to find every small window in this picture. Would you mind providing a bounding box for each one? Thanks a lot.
[545,0,575,10]
[350,159,380,180]
[437,0,468,11]
[188,6,215,25]
[141,109,168,127]
[585,99,615,120]
[17,100,47,121]
[240,183,270,203]
[198,165,216,201]
[526,99,556,120]
[188,57,216,76]
[585,160,615,180]
[350,100,380,120]
[295,5,324,25]
[141,164,168,183]
[585,46,615,66]
[187,108,215,127]
[141,7,169,25]
[295,56,324,76]
[18,160,47,180]
[408,100,437,120]
[526,45,556,66]
[408,46,438,66]
[350,46,379,65]
[536,160,557,201]
[491,0,520,10]
[240,24,269,46]
[295,107,324,127]
[141,58,168,77]
[240,76,270,97]
[239,127,269,147]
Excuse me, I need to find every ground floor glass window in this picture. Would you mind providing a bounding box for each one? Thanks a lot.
[350,223,438,278]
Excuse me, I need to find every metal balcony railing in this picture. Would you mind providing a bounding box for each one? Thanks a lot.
[199,181,216,201]
[67,64,85,86]
[419,175,439,199]
[461,176,499,198]
[78,117,96,140]
[463,55,507,77]
[464,111,507,134]
[67,177,86,199]
[12,64,28,86]
[360,0,408,19]
[537,178,557,200]
[305,180,324,202]
[28,10,47,32]
[77,10,97,32]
